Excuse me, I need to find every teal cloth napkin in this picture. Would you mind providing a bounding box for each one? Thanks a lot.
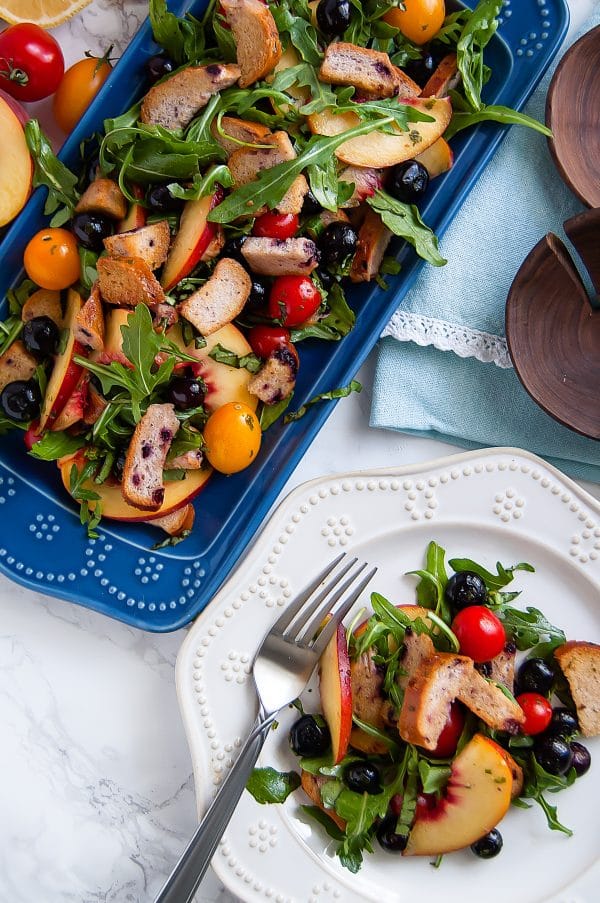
[371,9,600,481]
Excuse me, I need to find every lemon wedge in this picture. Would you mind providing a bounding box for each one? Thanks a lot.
[0,0,94,28]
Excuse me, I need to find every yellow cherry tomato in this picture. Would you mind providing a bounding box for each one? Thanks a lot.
[52,55,112,133]
[203,402,262,475]
[23,228,80,290]
[384,0,446,45]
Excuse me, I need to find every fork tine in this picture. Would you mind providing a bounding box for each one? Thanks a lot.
[271,552,346,635]
[281,556,360,641]
[310,565,378,654]
[294,560,371,646]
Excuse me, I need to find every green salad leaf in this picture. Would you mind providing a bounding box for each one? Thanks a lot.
[208,343,262,373]
[445,105,554,140]
[290,282,355,343]
[28,432,86,461]
[366,190,446,267]
[246,767,300,804]
[149,0,208,64]
[283,380,362,423]
[24,120,80,226]
[456,0,502,111]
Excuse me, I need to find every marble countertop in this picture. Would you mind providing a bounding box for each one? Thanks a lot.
[0,1,596,901]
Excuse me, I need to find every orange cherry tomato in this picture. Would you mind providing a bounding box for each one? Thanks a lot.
[52,55,112,133]
[23,228,80,290]
[203,402,262,474]
[384,0,446,46]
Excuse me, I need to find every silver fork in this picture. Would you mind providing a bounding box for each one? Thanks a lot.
[155,553,376,903]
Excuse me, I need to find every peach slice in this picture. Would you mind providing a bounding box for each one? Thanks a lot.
[118,184,147,233]
[39,289,85,431]
[404,733,513,856]
[161,188,224,291]
[415,137,454,179]
[168,322,258,413]
[58,453,211,522]
[319,622,353,764]
[0,96,32,227]
[308,96,452,168]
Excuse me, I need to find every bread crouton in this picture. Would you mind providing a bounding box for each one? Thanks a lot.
[476,642,517,692]
[275,175,309,215]
[97,256,166,307]
[21,288,63,327]
[320,43,416,99]
[241,237,319,276]
[0,340,38,393]
[456,667,524,734]
[228,131,308,214]
[74,284,104,351]
[178,257,251,336]
[221,0,282,87]
[103,220,171,271]
[349,209,393,282]
[421,53,460,98]
[247,346,298,404]
[122,403,180,511]
[147,503,195,536]
[397,628,435,692]
[140,63,241,131]
[554,641,600,736]
[210,115,272,156]
[75,179,128,220]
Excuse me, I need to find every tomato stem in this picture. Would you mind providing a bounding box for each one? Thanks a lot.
[84,44,116,77]
[0,58,29,87]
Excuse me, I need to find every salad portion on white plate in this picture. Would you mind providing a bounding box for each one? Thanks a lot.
[177,449,600,903]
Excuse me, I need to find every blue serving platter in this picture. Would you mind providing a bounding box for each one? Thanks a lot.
[0,0,569,631]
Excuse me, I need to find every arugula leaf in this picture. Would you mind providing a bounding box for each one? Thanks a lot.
[307,155,354,212]
[406,540,451,621]
[445,104,554,140]
[101,125,225,184]
[271,0,322,65]
[283,380,362,423]
[149,0,207,64]
[246,767,300,804]
[352,715,400,751]
[28,431,85,461]
[448,556,535,591]
[6,279,36,316]
[208,117,395,223]
[455,0,502,111]
[24,120,80,226]
[168,163,232,201]
[366,190,446,267]
[259,394,293,431]
[69,460,103,539]
[0,317,23,357]
[208,343,262,373]
[79,247,99,293]
[271,62,336,117]
[290,282,355,343]
[490,605,566,658]
[513,751,575,835]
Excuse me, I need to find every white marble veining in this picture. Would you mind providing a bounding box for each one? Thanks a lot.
[0,1,596,902]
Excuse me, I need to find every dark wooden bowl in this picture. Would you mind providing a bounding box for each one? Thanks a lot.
[546,25,600,207]
[505,208,600,440]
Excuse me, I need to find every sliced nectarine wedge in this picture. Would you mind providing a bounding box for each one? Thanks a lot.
[319,622,353,764]
[404,733,513,856]
[308,96,452,168]
[161,188,223,291]
[0,97,32,227]
[39,289,85,431]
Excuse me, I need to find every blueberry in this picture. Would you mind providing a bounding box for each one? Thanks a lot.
[22,316,59,358]
[85,154,101,185]
[403,46,445,88]
[547,707,579,738]
[146,53,176,83]
[147,184,184,213]
[376,814,408,852]
[165,376,205,410]
[318,223,358,270]
[71,212,113,252]
[516,658,555,696]
[534,734,573,776]
[246,278,268,310]
[344,762,382,794]
[570,741,591,777]
[289,715,330,757]
[112,448,127,483]
[388,160,430,203]
[471,828,503,859]
[316,0,352,37]
[301,188,322,215]
[0,379,41,422]
[222,236,248,264]
[445,571,488,610]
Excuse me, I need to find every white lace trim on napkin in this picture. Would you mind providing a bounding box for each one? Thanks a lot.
[382,311,513,369]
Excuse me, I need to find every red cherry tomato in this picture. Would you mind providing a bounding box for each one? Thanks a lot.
[517,693,553,735]
[269,276,322,327]
[415,792,437,819]
[451,605,506,663]
[0,24,64,102]
[252,212,299,240]
[428,701,465,758]
[23,421,42,450]
[248,325,292,358]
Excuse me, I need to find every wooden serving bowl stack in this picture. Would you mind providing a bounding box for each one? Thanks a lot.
[505,25,600,441]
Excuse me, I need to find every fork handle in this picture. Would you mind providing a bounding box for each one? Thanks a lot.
[155,712,274,903]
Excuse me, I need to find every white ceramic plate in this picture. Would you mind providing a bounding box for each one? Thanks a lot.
[176,448,600,903]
